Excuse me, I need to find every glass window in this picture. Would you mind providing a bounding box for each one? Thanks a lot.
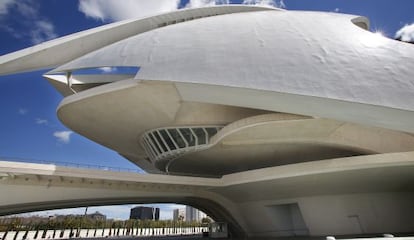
[206,128,218,138]
[167,129,186,148]
[192,128,206,144]
[148,133,162,154]
[152,131,168,152]
[179,128,196,146]
[159,129,177,150]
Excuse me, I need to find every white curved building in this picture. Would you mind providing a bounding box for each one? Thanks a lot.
[1,5,414,238]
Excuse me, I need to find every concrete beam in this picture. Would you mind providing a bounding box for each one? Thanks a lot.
[1,152,413,237]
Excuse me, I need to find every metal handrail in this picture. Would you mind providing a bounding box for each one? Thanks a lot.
[0,157,145,173]
[141,126,223,163]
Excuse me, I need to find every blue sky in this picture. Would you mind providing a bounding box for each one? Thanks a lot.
[1,0,414,220]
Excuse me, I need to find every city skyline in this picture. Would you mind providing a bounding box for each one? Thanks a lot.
[7,204,186,221]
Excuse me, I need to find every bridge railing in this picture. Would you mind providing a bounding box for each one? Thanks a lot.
[0,227,208,240]
[0,157,145,174]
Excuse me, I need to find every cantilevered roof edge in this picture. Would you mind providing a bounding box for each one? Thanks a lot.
[0,5,279,76]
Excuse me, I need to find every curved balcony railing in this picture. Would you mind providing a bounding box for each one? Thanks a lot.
[141,114,310,167]
[141,126,223,163]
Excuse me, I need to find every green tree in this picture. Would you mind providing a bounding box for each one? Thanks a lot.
[201,217,212,225]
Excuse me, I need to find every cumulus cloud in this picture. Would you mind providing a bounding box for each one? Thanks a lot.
[77,0,287,23]
[78,0,181,22]
[0,0,14,15]
[242,0,285,8]
[395,23,414,43]
[31,20,58,44]
[14,0,38,18]
[53,131,73,144]
[0,0,58,44]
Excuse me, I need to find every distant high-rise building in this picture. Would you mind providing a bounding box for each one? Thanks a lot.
[130,206,160,220]
[173,208,186,221]
[185,206,197,222]
[173,206,206,222]
[186,206,207,222]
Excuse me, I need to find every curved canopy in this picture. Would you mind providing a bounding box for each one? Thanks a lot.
[0,5,276,75]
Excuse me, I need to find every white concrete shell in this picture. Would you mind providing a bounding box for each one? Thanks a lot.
[0,5,272,75]
[46,9,414,131]
[1,5,414,238]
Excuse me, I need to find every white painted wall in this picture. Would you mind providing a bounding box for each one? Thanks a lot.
[238,192,414,237]
[299,192,414,236]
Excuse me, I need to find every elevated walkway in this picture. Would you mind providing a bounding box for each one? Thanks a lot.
[1,153,414,238]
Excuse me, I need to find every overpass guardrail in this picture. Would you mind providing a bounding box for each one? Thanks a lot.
[0,227,208,240]
[0,157,145,174]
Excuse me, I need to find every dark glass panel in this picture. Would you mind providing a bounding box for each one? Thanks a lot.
[148,133,162,154]
[192,128,206,144]
[179,128,196,146]
[153,131,168,152]
[167,129,186,148]
[159,129,177,150]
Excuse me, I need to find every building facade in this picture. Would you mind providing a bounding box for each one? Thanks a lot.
[185,206,206,222]
[173,207,206,222]
[130,207,159,220]
[1,4,414,238]
[173,208,186,221]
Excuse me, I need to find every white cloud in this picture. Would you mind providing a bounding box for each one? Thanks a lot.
[0,0,58,44]
[242,0,285,8]
[31,20,58,44]
[78,0,181,22]
[186,0,229,8]
[277,0,285,8]
[77,0,287,23]
[14,0,38,18]
[99,66,117,73]
[395,23,414,43]
[334,8,340,12]
[18,108,28,115]
[35,118,48,125]
[0,0,14,15]
[53,131,73,144]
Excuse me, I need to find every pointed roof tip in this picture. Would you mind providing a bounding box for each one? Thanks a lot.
[0,5,278,76]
